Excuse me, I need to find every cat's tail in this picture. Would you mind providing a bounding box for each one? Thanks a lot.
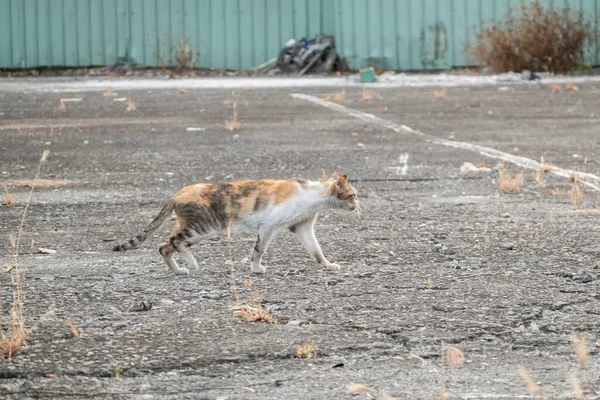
[112,199,176,252]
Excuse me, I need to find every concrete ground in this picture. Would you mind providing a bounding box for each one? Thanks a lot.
[0,77,599,399]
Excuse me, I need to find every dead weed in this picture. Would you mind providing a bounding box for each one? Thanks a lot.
[497,162,524,194]
[232,292,277,324]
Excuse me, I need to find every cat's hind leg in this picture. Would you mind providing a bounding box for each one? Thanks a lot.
[291,215,340,270]
[159,241,189,275]
[169,227,204,271]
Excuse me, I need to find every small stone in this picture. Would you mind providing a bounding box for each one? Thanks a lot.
[529,322,540,332]
[501,243,515,250]
[441,246,455,255]
[578,272,593,283]
[37,248,57,254]
[287,320,307,326]
[460,162,479,174]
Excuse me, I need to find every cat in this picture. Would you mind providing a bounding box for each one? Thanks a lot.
[113,171,359,275]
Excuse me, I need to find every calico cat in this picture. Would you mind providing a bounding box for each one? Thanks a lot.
[113,172,359,275]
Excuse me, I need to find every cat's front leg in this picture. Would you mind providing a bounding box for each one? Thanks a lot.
[291,216,340,271]
[250,225,278,274]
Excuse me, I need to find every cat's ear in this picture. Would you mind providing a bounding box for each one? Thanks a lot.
[329,171,342,181]
[335,175,347,187]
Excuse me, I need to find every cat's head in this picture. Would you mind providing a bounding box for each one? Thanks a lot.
[325,171,359,211]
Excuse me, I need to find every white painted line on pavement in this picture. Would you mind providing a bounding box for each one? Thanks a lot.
[291,93,600,191]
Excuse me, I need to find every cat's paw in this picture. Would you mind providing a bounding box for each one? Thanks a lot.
[174,267,190,276]
[326,263,341,271]
[250,264,267,274]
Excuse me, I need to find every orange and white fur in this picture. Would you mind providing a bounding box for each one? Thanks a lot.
[114,172,359,275]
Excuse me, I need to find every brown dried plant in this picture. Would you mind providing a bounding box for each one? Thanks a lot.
[497,162,524,194]
[332,90,345,103]
[1,150,50,359]
[3,184,15,206]
[225,102,241,131]
[468,2,593,73]
[433,89,448,99]
[0,274,27,359]
[551,83,562,93]
[362,89,375,101]
[296,343,317,359]
[517,368,548,399]
[126,99,136,111]
[68,321,80,337]
[570,173,583,205]
[232,292,277,324]
[572,333,588,367]
[446,345,465,368]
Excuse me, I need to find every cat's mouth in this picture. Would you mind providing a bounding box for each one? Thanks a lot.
[349,201,361,215]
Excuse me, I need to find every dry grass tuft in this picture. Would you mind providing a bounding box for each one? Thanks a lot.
[433,89,447,99]
[571,333,588,366]
[362,89,375,101]
[3,184,15,206]
[533,168,545,185]
[475,162,492,168]
[174,38,194,70]
[126,99,136,111]
[569,171,579,182]
[59,102,67,112]
[225,102,241,131]
[68,321,80,337]
[551,83,562,93]
[114,364,122,378]
[296,343,317,359]
[2,150,51,359]
[232,293,277,324]
[468,2,593,73]
[570,179,583,205]
[569,372,584,400]
[243,276,252,287]
[332,90,345,103]
[518,368,547,399]
[532,159,553,185]
[565,81,577,91]
[497,163,524,194]
[446,345,465,368]
[0,274,27,359]
[178,88,187,94]
[347,384,372,394]
[322,95,333,101]
[347,384,397,399]
[2,179,70,188]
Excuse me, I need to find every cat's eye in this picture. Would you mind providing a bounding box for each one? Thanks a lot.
[345,194,357,200]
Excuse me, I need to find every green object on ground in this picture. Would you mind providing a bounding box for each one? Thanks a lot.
[360,68,375,83]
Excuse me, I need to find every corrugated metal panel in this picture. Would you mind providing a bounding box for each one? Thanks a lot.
[0,0,332,69]
[334,0,600,70]
[0,0,598,70]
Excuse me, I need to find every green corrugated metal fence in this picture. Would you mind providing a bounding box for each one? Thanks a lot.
[1,0,598,70]
[334,0,600,70]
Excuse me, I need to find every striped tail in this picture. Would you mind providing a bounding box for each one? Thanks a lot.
[112,199,175,252]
